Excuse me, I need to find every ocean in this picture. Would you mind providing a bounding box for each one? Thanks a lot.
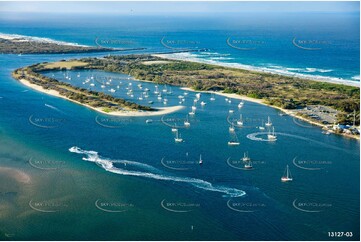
[0,12,359,240]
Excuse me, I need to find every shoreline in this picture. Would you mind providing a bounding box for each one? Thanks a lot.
[18,78,184,117]
[180,87,360,140]
[153,54,360,88]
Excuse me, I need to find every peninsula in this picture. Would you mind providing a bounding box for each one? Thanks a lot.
[12,54,360,137]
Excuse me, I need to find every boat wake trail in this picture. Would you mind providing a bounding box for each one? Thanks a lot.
[45,103,66,114]
[247,132,356,154]
[69,146,246,198]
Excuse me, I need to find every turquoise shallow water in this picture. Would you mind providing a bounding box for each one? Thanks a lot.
[0,10,360,241]
[0,53,359,240]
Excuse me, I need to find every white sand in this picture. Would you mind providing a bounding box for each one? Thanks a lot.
[19,79,184,117]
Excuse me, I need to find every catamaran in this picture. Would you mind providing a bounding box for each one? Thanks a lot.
[174,130,183,143]
[281,165,293,182]
[268,127,277,141]
[265,116,272,126]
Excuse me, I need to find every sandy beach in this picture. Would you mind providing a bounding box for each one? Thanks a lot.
[19,79,184,117]
[153,54,360,88]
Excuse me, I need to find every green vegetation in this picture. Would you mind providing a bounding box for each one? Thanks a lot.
[0,38,145,54]
[78,54,360,125]
[13,54,360,125]
[12,65,154,112]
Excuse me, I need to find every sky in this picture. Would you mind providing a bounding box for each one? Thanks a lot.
[0,1,359,14]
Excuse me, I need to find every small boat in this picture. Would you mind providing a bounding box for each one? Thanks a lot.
[90,83,95,87]
[162,85,168,93]
[195,93,201,100]
[192,106,197,111]
[322,131,331,135]
[174,130,183,143]
[138,93,143,100]
[265,116,272,126]
[109,88,116,93]
[237,114,243,126]
[199,154,203,165]
[171,123,178,132]
[184,115,190,127]
[281,165,293,182]
[167,87,173,94]
[200,101,206,106]
[244,160,253,169]
[229,110,234,114]
[242,152,251,162]
[145,119,153,123]
[189,111,195,116]
[184,92,188,96]
[148,101,154,104]
[228,133,240,146]
[229,125,235,133]
[210,93,216,101]
[268,127,277,141]
[238,100,244,108]
[101,85,106,88]
[259,120,265,130]
[154,86,159,94]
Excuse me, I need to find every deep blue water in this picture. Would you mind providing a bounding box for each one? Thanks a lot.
[0,12,360,82]
[0,11,359,241]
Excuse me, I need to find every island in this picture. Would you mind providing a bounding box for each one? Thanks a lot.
[12,54,360,138]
